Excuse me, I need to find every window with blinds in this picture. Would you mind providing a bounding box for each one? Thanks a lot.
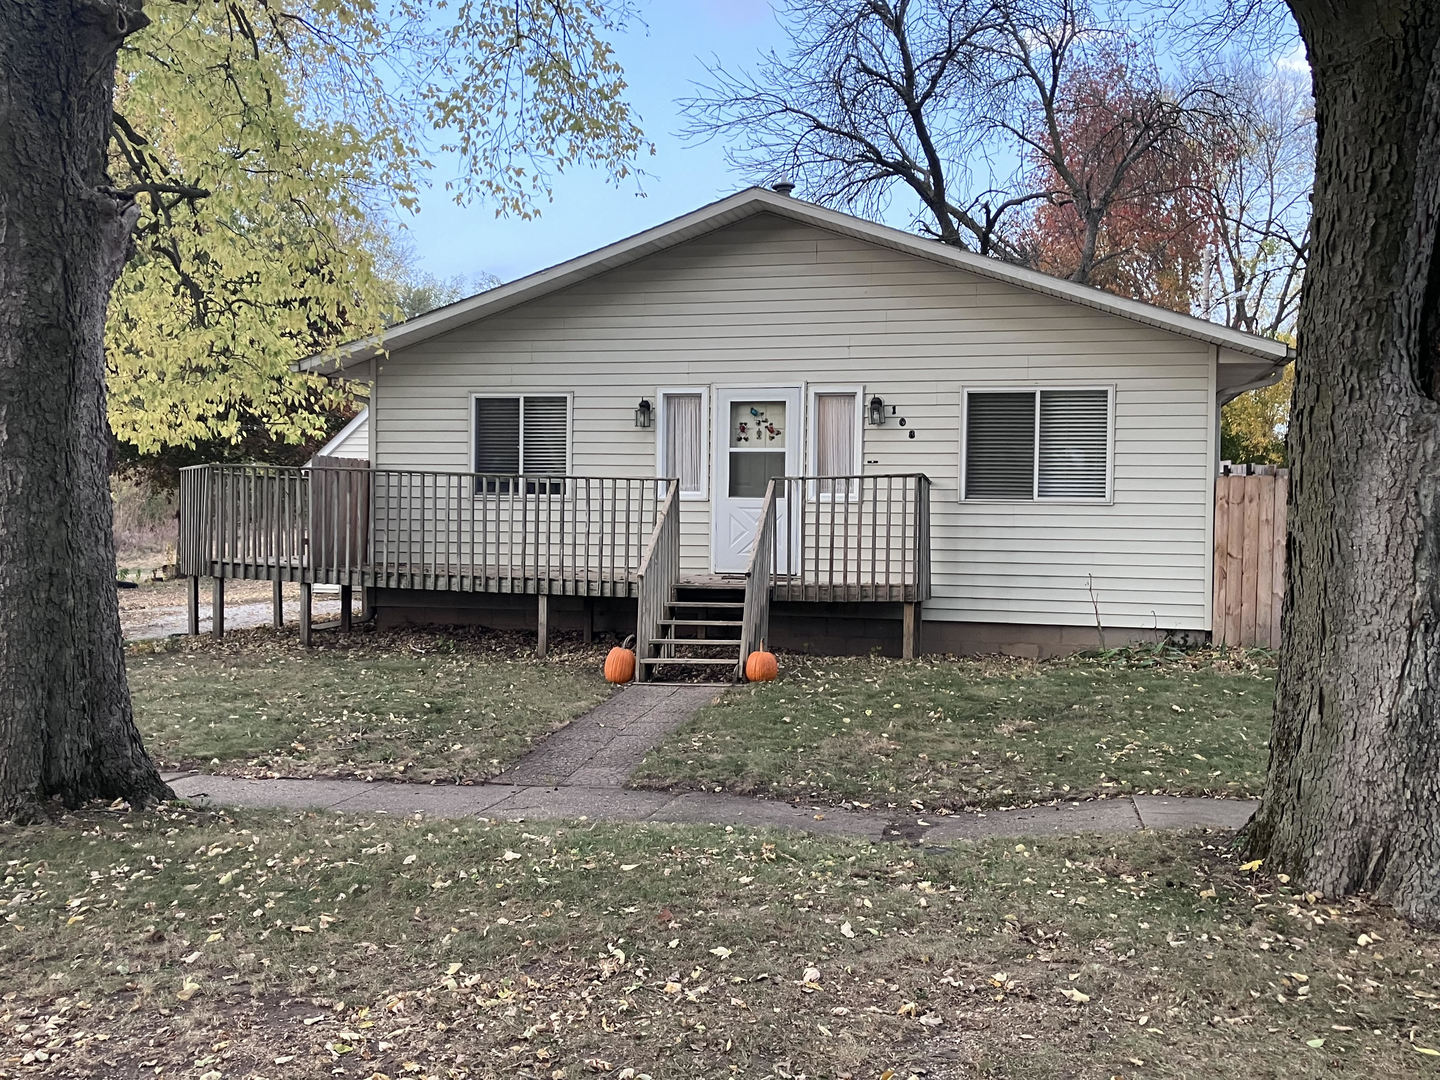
[963,388,1111,501]
[473,394,569,493]
[1037,389,1110,498]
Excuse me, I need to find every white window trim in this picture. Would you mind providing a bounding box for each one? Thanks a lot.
[468,391,573,496]
[806,384,864,500]
[655,386,710,501]
[960,384,1115,504]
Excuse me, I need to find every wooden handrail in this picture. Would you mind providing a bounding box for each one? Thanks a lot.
[739,480,779,679]
[634,481,680,681]
[914,475,932,602]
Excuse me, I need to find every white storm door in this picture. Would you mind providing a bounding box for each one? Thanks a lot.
[711,386,802,574]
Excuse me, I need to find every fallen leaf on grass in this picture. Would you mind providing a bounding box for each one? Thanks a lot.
[710,947,733,959]
[1061,988,1091,1004]
[176,978,201,1001]
[840,921,855,938]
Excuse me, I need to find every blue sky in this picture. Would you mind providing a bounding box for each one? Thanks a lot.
[398,1,1307,287]
[400,0,794,284]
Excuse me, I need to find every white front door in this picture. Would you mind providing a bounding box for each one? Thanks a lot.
[712,386,802,574]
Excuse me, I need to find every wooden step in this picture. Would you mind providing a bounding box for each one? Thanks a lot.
[639,656,740,667]
[658,618,743,627]
[667,599,744,609]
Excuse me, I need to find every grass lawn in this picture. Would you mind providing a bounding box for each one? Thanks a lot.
[128,628,611,784]
[3,808,1437,1078]
[631,651,1276,810]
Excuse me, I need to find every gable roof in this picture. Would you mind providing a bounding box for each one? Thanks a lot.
[309,406,369,462]
[302,187,1292,373]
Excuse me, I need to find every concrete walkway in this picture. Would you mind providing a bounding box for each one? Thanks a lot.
[164,771,1255,841]
[493,684,718,788]
[163,685,1255,846]
[164,683,1258,842]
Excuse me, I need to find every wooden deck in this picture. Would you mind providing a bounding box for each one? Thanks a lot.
[177,463,931,669]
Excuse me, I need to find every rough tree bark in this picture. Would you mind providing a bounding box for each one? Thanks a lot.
[0,0,171,818]
[1249,0,1440,924]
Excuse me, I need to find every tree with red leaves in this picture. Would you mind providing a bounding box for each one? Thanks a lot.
[1009,44,1220,311]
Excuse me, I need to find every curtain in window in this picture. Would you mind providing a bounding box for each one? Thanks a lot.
[664,393,704,494]
[815,393,857,498]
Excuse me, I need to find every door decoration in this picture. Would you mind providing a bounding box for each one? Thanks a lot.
[733,405,783,443]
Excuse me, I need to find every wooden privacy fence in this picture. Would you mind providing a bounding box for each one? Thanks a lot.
[1213,467,1288,648]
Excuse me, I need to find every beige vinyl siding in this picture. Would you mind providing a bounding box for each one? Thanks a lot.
[311,408,371,462]
[329,411,369,459]
[375,213,1217,630]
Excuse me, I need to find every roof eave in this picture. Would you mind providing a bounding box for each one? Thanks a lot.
[296,186,1293,371]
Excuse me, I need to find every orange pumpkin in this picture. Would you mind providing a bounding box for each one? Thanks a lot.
[745,647,779,683]
[605,636,637,683]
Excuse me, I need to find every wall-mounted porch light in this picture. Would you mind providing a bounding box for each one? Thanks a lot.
[635,398,654,428]
[867,395,887,426]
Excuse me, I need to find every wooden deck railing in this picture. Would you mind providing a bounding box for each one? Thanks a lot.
[179,464,311,583]
[768,473,931,603]
[178,464,932,625]
[738,481,779,677]
[178,463,666,596]
[634,483,681,681]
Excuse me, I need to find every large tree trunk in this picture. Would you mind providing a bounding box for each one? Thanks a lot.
[0,0,170,818]
[1250,0,1440,924]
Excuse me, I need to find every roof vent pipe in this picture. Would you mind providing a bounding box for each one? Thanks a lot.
[771,179,796,196]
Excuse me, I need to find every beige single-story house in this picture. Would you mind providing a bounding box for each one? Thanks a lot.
[179,187,1290,676]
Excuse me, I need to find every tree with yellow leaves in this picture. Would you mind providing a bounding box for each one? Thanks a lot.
[1221,364,1293,465]
[0,0,647,817]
